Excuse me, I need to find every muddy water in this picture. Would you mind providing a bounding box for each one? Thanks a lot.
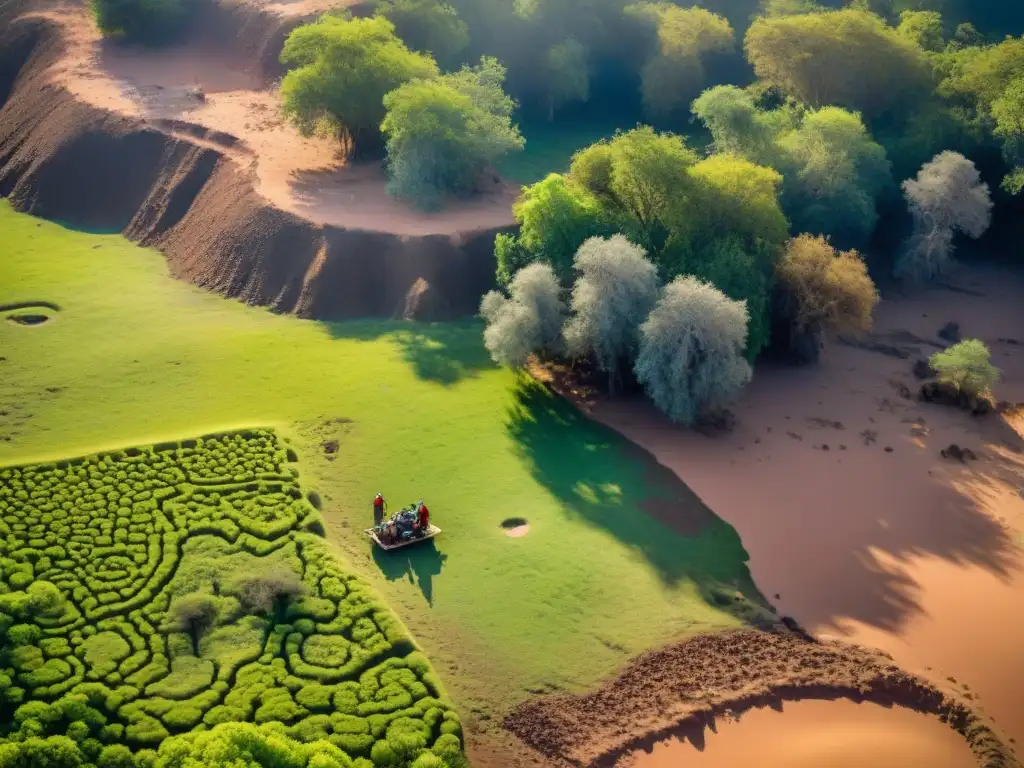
[621,700,977,768]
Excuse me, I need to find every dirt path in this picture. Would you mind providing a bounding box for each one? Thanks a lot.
[564,264,1024,744]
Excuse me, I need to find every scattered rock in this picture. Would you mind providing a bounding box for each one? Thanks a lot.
[807,417,844,430]
[839,444,847,450]
[937,321,961,343]
[941,444,978,463]
[861,429,877,446]
[998,337,1020,346]
[786,431,803,441]
[912,358,936,380]
[818,444,830,451]
[884,446,894,453]
[696,408,735,435]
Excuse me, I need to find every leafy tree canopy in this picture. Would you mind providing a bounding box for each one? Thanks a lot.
[693,86,892,249]
[745,8,932,119]
[280,15,439,155]
[382,57,524,209]
[374,0,469,69]
[624,3,735,119]
[90,0,195,43]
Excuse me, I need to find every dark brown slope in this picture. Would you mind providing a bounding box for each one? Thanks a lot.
[0,11,507,320]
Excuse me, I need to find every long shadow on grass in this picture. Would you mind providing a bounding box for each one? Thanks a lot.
[506,376,771,620]
[373,538,448,606]
[320,319,496,386]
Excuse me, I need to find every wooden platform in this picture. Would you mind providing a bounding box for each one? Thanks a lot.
[364,524,441,551]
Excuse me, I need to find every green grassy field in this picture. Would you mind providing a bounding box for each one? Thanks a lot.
[0,202,769,739]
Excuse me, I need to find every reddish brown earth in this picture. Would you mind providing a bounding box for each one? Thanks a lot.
[528,264,1024,766]
[0,0,515,319]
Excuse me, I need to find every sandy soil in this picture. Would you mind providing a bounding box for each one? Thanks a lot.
[540,263,1024,748]
[34,1,517,235]
[620,699,978,768]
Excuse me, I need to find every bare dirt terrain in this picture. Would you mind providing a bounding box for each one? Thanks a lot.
[533,263,1024,764]
[0,0,512,321]
[48,0,517,236]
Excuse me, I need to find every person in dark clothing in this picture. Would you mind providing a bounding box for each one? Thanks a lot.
[373,493,386,527]
[417,500,429,532]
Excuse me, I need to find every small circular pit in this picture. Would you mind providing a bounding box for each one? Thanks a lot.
[500,517,529,537]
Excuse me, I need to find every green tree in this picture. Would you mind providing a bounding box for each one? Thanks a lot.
[280,15,439,156]
[625,3,735,120]
[897,10,944,52]
[382,57,524,209]
[497,175,608,286]
[693,86,893,249]
[568,127,699,250]
[90,0,194,43]
[745,8,931,119]
[542,38,590,121]
[0,736,86,768]
[929,339,1000,398]
[374,0,469,69]
[164,594,219,655]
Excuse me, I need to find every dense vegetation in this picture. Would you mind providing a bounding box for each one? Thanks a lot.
[0,431,464,768]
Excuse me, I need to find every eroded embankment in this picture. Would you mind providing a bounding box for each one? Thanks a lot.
[504,629,1019,768]
[0,12,505,320]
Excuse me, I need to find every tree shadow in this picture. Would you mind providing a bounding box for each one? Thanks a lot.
[319,319,497,386]
[505,375,773,621]
[372,538,449,606]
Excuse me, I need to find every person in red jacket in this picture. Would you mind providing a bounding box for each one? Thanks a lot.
[417,500,429,533]
[373,493,386,527]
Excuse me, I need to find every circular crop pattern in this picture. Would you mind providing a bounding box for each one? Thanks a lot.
[0,430,462,767]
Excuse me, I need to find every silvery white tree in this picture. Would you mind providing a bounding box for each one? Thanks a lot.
[634,276,752,425]
[563,234,660,392]
[895,151,993,282]
[480,262,565,367]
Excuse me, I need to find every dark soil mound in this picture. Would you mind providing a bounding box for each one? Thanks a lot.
[919,380,994,416]
[504,629,1018,768]
[941,443,978,463]
[0,15,506,321]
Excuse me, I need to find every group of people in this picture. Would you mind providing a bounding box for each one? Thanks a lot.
[372,494,430,546]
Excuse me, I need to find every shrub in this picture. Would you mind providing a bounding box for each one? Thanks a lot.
[634,276,753,425]
[774,234,879,360]
[90,0,194,44]
[381,57,524,210]
[481,264,566,367]
[232,567,306,620]
[563,235,659,391]
[929,340,1000,398]
[895,152,993,282]
[280,15,438,155]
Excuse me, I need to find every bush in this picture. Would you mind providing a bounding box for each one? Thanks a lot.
[929,340,1000,398]
[775,234,879,360]
[895,151,993,282]
[634,276,753,425]
[90,0,194,44]
[481,264,566,367]
[563,235,659,391]
[280,15,438,155]
[164,595,219,655]
[232,567,306,619]
[381,57,524,210]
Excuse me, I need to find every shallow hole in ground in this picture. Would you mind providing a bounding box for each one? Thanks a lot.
[6,313,50,326]
[500,517,529,537]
